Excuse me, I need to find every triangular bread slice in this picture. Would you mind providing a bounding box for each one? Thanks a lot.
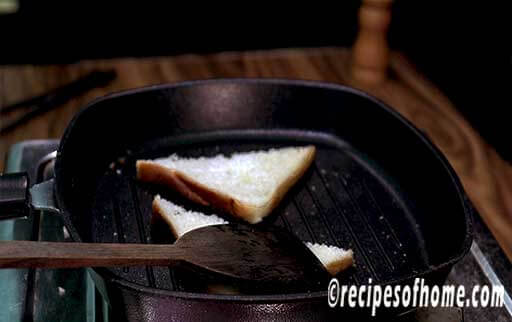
[152,196,354,276]
[152,195,228,238]
[137,146,316,223]
[304,242,353,276]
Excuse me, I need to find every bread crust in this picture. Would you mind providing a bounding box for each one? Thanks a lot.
[151,198,180,238]
[325,250,354,276]
[137,146,316,223]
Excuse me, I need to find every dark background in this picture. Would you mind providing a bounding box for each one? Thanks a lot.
[1,1,511,160]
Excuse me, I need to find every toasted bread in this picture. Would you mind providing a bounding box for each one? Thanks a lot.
[152,195,227,238]
[305,242,354,276]
[137,146,316,223]
[152,196,354,276]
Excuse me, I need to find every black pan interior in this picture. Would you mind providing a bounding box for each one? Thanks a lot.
[55,79,471,296]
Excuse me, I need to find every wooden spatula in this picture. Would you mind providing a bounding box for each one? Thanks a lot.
[0,224,329,285]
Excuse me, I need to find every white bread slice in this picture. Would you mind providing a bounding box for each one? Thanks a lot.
[152,196,353,276]
[152,195,228,238]
[305,242,354,276]
[137,146,316,224]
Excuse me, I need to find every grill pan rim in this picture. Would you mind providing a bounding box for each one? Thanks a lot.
[53,78,474,302]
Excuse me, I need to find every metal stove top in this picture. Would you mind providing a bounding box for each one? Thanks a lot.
[1,140,511,322]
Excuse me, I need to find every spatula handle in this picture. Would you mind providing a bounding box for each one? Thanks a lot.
[0,240,186,268]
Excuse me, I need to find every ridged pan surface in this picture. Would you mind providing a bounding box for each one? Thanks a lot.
[54,79,472,302]
[91,130,425,293]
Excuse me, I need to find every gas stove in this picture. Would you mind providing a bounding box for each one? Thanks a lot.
[1,140,511,322]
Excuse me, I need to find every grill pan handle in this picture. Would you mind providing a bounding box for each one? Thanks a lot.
[0,172,30,219]
[0,173,60,220]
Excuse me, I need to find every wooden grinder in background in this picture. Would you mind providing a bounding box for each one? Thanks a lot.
[351,0,393,85]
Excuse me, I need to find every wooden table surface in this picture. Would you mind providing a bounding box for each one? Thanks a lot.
[1,47,511,261]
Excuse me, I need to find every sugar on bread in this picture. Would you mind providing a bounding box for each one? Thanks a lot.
[153,196,354,276]
[152,195,228,238]
[304,242,353,276]
[137,146,316,224]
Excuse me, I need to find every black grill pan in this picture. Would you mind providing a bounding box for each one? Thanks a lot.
[0,79,473,321]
